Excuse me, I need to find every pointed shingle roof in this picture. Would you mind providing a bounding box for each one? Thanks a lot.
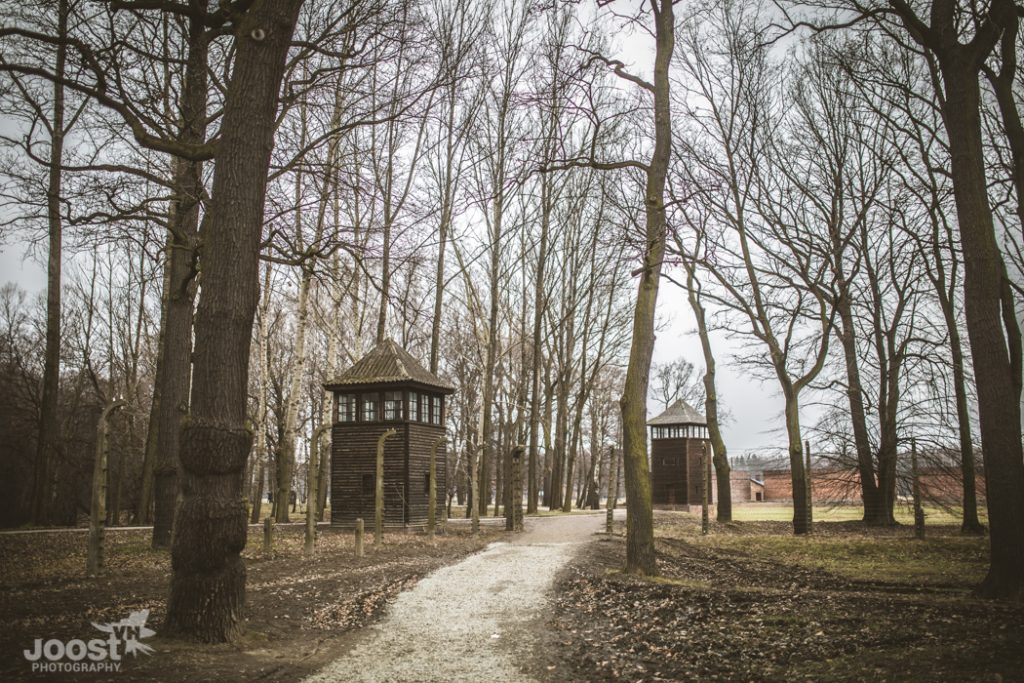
[324,339,455,393]
[647,399,706,426]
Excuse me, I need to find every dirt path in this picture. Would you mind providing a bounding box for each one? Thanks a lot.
[303,512,613,683]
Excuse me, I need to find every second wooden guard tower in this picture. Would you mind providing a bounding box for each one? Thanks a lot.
[648,399,712,506]
[324,339,454,529]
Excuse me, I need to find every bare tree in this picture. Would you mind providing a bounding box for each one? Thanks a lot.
[649,357,704,411]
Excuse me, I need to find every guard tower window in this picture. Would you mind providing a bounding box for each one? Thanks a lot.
[338,394,356,422]
[423,473,431,494]
[384,391,403,421]
[362,473,374,495]
[362,393,378,421]
[409,392,420,422]
[430,395,442,425]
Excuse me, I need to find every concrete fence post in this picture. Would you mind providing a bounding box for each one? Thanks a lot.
[263,517,274,556]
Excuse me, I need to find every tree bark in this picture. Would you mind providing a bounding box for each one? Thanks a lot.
[165,0,304,642]
[941,63,1024,598]
[152,5,209,548]
[682,260,731,521]
[87,400,125,575]
[620,0,675,576]
[880,0,1024,601]
[305,423,330,556]
[31,0,68,527]
[137,261,169,525]
[784,394,810,535]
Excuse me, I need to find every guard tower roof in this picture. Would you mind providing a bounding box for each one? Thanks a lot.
[324,338,455,394]
[647,399,706,426]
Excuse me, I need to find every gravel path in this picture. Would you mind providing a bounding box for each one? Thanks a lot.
[303,512,613,683]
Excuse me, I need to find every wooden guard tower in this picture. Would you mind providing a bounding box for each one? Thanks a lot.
[324,339,454,529]
[648,399,712,506]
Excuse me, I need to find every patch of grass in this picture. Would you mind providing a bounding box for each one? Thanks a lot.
[647,575,713,590]
[698,531,988,587]
[731,501,987,526]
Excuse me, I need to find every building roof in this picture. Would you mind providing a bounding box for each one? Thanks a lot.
[324,339,455,393]
[647,399,707,426]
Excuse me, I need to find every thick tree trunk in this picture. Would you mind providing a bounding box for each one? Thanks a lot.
[152,8,209,548]
[31,0,68,527]
[783,395,809,535]
[940,63,1024,599]
[165,0,303,642]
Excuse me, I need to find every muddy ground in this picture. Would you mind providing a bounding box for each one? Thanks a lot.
[0,523,499,682]
[550,512,1024,683]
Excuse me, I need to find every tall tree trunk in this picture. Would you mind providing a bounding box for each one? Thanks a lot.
[138,262,170,525]
[479,201,502,517]
[620,0,674,576]
[945,306,983,534]
[152,7,209,548]
[250,263,273,524]
[87,400,124,575]
[830,244,883,525]
[683,263,732,522]
[884,0,1024,601]
[942,65,1024,597]
[165,0,304,642]
[783,393,809,535]
[31,0,68,527]
[929,218,984,534]
[528,155,553,516]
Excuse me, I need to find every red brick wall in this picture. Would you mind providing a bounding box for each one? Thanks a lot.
[762,470,792,501]
[761,467,985,503]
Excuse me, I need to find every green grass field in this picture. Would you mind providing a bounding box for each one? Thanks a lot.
[729,501,986,526]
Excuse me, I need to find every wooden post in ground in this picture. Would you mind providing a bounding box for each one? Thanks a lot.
[355,518,364,557]
[701,443,710,536]
[375,428,397,547]
[606,446,618,534]
[263,517,274,556]
[510,445,525,532]
[469,441,480,535]
[911,438,925,539]
[804,439,813,531]
[428,436,446,540]
[305,423,331,557]
[87,398,125,575]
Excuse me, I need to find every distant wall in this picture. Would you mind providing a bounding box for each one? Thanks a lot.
[760,467,984,504]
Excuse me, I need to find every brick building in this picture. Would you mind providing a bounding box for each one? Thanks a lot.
[760,466,984,503]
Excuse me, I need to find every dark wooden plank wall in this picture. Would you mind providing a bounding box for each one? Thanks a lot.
[330,422,408,528]
[330,421,447,528]
[406,422,447,525]
[651,437,688,505]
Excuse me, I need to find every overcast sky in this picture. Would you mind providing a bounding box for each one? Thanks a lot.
[0,3,800,457]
